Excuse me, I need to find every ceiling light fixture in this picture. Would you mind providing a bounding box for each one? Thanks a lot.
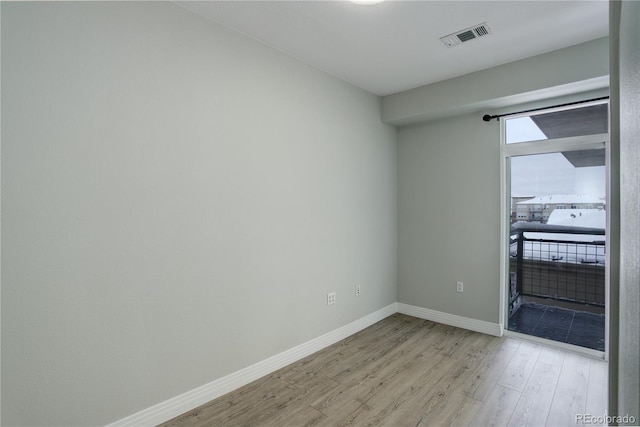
[350,0,385,5]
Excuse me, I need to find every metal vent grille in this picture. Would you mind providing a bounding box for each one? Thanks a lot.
[474,25,490,37]
[456,30,476,42]
[440,22,493,47]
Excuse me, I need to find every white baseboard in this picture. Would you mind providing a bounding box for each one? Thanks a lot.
[106,302,504,426]
[106,303,397,427]
[396,303,503,337]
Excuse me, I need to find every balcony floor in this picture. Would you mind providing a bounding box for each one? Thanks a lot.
[508,302,605,351]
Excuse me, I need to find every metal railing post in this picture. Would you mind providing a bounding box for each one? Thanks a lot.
[516,231,524,298]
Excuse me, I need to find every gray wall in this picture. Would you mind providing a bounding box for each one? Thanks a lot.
[397,114,501,323]
[608,0,621,418]
[1,2,625,426]
[383,37,609,126]
[612,0,640,422]
[0,3,397,425]
[394,40,609,326]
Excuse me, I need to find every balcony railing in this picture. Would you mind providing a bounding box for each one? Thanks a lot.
[509,222,606,313]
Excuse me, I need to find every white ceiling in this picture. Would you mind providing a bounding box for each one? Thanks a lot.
[176,0,609,96]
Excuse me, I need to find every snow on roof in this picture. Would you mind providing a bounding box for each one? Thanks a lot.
[547,209,606,229]
[517,194,605,205]
[521,209,606,250]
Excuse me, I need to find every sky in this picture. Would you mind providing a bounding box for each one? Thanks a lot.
[506,117,606,198]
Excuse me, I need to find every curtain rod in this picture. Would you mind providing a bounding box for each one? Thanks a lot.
[482,96,609,122]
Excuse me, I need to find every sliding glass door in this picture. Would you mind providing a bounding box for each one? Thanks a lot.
[501,101,609,353]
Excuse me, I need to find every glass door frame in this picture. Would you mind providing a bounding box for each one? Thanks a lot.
[498,102,610,359]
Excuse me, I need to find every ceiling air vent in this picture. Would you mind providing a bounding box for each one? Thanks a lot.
[440,22,492,47]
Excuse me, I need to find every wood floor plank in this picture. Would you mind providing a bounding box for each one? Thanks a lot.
[330,319,440,387]
[443,329,497,382]
[339,355,456,427]
[545,352,591,426]
[458,336,521,402]
[507,361,561,427]
[378,357,478,427]
[323,317,431,382]
[497,340,542,392]
[335,327,442,392]
[363,353,455,409]
[164,378,293,426]
[230,383,310,426]
[260,381,334,427]
[414,391,483,427]
[160,314,608,427]
[309,382,365,424]
[262,405,328,427]
[585,358,608,425]
[316,320,447,415]
[474,384,521,427]
[290,314,410,377]
[537,346,566,367]
[335,402,374,427]
[432,324,476,358]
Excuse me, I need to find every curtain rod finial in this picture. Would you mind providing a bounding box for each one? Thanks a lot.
[482,114,493,122]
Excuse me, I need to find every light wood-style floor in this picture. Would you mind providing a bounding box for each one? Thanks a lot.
[161,314,608,427]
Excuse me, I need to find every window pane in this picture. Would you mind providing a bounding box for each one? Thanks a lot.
[506,103,608,144]
[510,151,606,221]
[508,149,606,351]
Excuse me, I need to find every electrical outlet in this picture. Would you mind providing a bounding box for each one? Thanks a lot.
[457,281,464,292]
[355,284,361,296]
[327,292,336,305]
